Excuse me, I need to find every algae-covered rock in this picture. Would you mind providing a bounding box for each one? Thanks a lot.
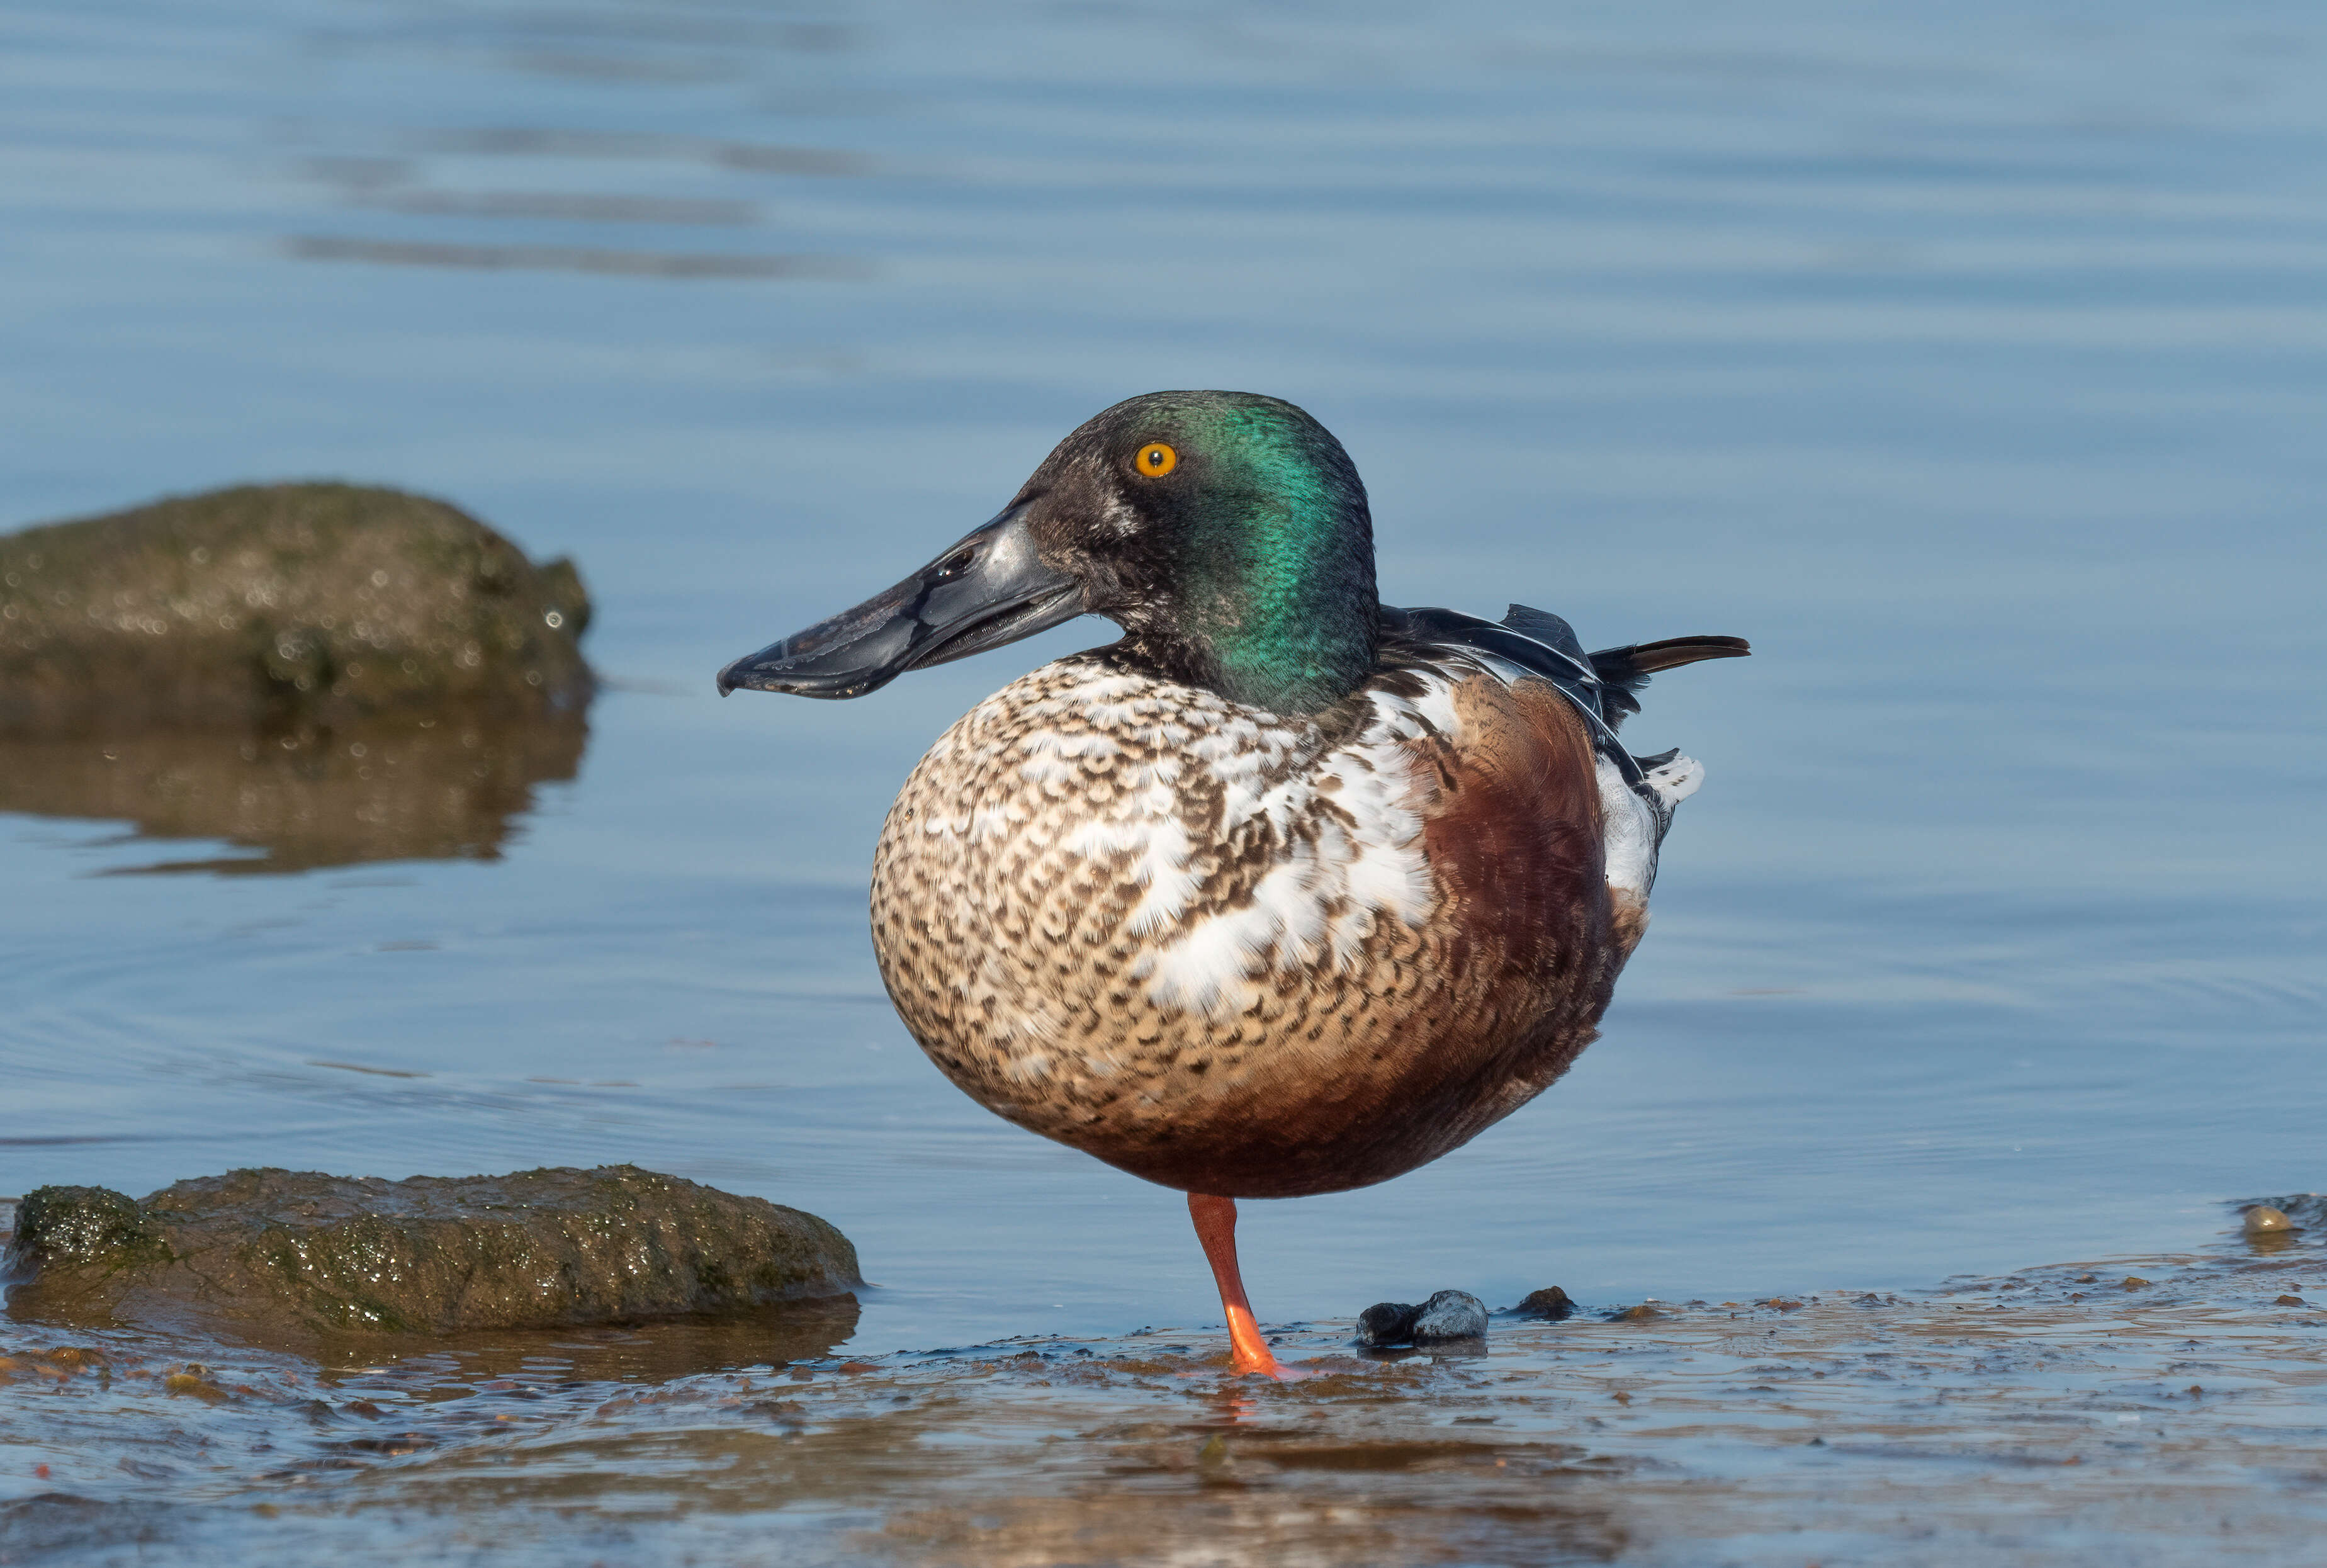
[2,1166,859,1341]
[7,1187,169,1270]
[0,483,592,734]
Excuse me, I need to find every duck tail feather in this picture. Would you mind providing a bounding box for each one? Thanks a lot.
[1587,636,1751,728]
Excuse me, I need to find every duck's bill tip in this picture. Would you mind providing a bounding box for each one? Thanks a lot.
[716,507,1085,703]
[717,635,909,701]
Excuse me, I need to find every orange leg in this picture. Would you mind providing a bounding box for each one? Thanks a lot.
[1188,1193,1288,1378]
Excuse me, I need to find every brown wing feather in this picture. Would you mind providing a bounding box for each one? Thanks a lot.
[1383,672,1631,1152]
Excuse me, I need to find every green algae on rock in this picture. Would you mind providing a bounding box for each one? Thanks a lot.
[6,1185,169,1271]
[0,483,592,733]
[2,1166,859,1340]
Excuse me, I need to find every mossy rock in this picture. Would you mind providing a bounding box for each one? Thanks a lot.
[8,1186,169,1271]
[0,483,592,735]
[2,1166,859,1341]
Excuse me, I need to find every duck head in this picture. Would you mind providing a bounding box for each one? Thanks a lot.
[718,390,1379,716]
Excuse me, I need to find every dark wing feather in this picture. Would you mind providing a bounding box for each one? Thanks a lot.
[1497,604,1591,669]
[1382,604,1605,720]
[1381,609,1749,733]
[1380,605,1750,804]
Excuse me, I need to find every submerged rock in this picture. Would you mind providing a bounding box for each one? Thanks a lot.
[2242,1205,2296,1235]
[1,1166,857,1341]
[0,483,591,734]
[1356,1300,1421,1347]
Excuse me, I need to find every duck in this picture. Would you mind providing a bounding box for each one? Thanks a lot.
[719,390,1747,1377]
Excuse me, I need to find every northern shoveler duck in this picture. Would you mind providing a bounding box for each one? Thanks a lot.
[719,391,1747,1377]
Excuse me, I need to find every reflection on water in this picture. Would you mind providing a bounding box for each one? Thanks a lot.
[0,713,586,875]
[276,0,873,278]
[327,1296,866,1390]
[398,130,871,174]
[284,236,865,278]
[352,189,759,225]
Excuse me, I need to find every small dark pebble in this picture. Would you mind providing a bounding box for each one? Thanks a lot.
[1412,1290,1488,1343]
[2122,1277,2153,1290]
[1514,1286,1575,1320]
[2273,1295,2307,1307]
[1356,1302,1421,1348]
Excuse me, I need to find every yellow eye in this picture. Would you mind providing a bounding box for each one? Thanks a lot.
[1134,442,1178,478]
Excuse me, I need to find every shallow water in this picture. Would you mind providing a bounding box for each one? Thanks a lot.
[4,1213,2325,1565]
[3,0,2324,1556]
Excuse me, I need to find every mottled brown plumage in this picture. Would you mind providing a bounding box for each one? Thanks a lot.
[870,646,1635,1199]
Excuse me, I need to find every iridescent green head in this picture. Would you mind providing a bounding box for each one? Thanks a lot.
[718,390,1380,716]
[1020,390,1378,713]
